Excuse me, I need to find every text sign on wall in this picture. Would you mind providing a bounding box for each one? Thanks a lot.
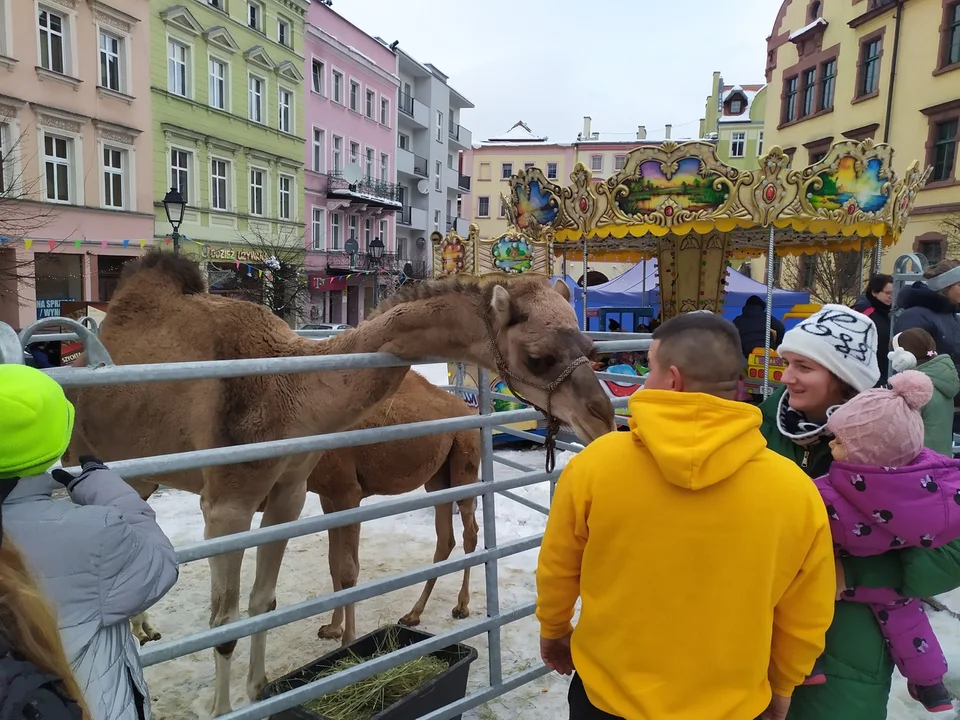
[36,298,76,320]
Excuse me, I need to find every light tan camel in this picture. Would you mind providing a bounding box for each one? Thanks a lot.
[67,251,614,716]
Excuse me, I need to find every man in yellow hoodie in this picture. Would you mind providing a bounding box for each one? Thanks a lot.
[536,313,836,720]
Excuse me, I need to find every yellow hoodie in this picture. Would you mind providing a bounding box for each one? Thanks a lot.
[536,390,835,720]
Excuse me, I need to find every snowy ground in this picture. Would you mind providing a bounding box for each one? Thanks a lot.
[141,447,960,720]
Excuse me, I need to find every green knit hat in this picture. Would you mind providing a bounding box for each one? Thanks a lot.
[0,364,75,479]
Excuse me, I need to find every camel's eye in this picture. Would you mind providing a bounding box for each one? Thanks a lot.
[526,354,556,374]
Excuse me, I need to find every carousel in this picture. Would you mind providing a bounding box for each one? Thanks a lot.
[432,137,932,403]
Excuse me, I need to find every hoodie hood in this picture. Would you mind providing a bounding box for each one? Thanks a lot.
[920,354,960,399]
[628,389,767,490]
[900,281,956,315]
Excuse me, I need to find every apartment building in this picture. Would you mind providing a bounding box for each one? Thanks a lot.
[303,1,399,325]
[699,72,768,168]
[0,0,155,329]
[394,48,472,276]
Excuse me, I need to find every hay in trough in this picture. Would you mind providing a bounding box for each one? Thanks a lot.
[295,629,449,720]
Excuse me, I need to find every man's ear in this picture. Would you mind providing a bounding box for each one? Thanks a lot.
[668,365,684,391]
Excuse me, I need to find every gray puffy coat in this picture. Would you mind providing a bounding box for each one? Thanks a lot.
[1,469,178,720]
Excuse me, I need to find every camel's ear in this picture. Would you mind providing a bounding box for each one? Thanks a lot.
[554,280,571,302]
[490,284,512,327]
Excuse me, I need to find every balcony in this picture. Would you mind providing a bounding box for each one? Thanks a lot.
[448,121,472,149]
[325,172,401,209]
[325,250,405,273]
[398,91,429,128]
[397,206,428,229]
[447,216,470,235]
[397,206,412,225]
[396,148,429,179]
[458,174,471,192]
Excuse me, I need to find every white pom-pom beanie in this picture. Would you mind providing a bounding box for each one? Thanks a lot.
[777,304,880,392]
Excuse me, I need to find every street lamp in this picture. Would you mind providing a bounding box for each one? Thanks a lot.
[162,187,186,253]
[368,236,385,307]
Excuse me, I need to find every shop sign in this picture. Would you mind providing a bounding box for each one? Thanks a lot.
[36,298,76,320]
[201,245,267,263]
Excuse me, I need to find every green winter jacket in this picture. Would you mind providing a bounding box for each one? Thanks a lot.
[915,354,960,457]
[759,387,960,720]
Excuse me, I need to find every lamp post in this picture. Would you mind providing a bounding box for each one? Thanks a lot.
[162,187,186,254]
[368,236,385,306]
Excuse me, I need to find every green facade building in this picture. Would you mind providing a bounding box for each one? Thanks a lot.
[700,71,767,170]
[151,0,308,270]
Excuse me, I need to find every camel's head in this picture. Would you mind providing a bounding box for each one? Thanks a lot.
[485,278,615,443]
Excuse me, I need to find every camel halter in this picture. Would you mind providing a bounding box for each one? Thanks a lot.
[483,315,590,473]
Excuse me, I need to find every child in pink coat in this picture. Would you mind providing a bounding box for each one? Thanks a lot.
[803,370,960,713]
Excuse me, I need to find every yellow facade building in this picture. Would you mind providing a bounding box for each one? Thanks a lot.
[762,0,960,272]
[699,72,768,169]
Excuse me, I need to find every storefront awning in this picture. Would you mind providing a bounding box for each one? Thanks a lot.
[309,275,348,292]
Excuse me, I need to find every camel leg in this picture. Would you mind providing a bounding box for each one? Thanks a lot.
[246,477,308,702]
[203,491,259,718]
[316,494,345,640]
[128,481,162,645]
[338,517,361,646]
[453,497,479,619]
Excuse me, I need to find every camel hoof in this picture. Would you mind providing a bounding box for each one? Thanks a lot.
[452,606,470,620]
[398,613,421,628]
[148,630,161,642]
[317,624,342,640]
[247,676,268,702]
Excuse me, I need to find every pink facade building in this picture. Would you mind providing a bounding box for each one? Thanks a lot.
[0,0,154,329]
[303,2,400,326]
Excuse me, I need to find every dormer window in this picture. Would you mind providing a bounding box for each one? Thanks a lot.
[730,99,743,114]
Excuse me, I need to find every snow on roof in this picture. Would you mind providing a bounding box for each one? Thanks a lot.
[789,16,828,41]
[718,83,765,124]
[485,121,548,143]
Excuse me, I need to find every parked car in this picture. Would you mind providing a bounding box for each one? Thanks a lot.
[299,323,353,331]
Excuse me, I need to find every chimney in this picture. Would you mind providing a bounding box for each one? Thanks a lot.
[637,125,646,140]
[665,124,672,139]
[582,116,592,140]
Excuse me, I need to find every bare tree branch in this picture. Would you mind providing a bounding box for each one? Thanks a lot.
[781,250,867,306]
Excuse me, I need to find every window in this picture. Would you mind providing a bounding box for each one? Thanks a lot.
[249,168,264,215]
[434,209,441,229]
[363,218,372,248]
[501,162,512,179]
[932,119,958,182]
[499,199,506,218]
[782,76,798,123]
[801,68,816,117]
[614,155,626,171]
[919,239,945,265]
[380,153,388,181]
[801,255,817,289]
[396,236,407,259]
[170,148,191,200]
[819,59,836,110]
[209,58,226,110]
[942,1,960,69]
[102,147,125,209]
[207,0,223,7]
[730,131,746,158]
[757,131,764,156]
[99,31,121,92]
[43,134,71,203]
[477,196,490,217]
[168,40,188,96]
[312,207,326,250]
[278,174,292,220]
[332,71,343,104]
[397,133,409,151]
[349,141,359,165]
[547,162,558,179]
[590,155,603,172]
[524,162,535,170]
[332,135,343,173]
[38,8,65,74]
[858,37,882,97]
[247,1,261,30]
[730,99,743,114]
[365,147,374,180]
[311,60,324,94]
[330,212,342,249]
[312,128,325,173]
[249,75,263,123]
[277,17,289,47]
[279,88,292,133]
[348,214,358,242]
[349,80,359,111]
[379,219,387,244]
[380,97,389,125]
[0,123,10,194]
[365,89,375,119]
[211,158,229,210]
[435,160,442,191]
[436,111,443,142]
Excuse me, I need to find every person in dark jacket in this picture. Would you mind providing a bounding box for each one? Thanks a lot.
[0,364,179,720]
[852,273,893,385]
[27,343,54,369]
[732,295,786,360]
[896,259,960,433]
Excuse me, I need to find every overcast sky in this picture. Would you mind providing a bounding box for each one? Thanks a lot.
[333,0,781,143]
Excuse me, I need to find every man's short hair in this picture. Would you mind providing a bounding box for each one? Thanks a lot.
[652,313,745,397]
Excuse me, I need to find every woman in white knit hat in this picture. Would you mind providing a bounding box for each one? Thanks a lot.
[758,304,960,720]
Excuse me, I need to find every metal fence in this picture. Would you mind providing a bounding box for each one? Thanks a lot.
[0,317,650,720]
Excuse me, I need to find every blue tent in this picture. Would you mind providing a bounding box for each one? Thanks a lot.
[575,260,809,328]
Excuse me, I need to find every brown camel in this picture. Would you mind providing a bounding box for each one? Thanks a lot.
[67,250,614,716]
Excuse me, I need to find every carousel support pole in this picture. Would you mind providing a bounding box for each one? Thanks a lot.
[859,239,866,290]
[581,236,588,331]
[562,249,568,279]
[642,257,647,309]
[875,237,883,273]
[762,226,776,397]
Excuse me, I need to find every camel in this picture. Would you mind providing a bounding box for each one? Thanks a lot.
[130,370,480,649]
[67,250,614,715]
